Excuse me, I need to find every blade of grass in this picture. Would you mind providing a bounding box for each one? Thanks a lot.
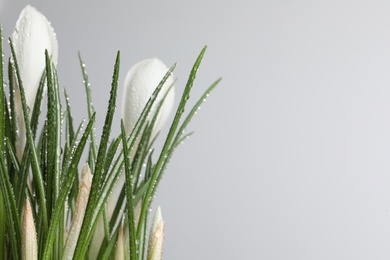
[0,24,4,164]
[0,49,5,256]
[6,138,20,173]
[121,121,137,260]
[0,192,5,259]
[7,59,17,149]
[45,50,62,220]
[0,24,6,259]
[78,53,97,171]
[64,90,75,145]
[98,224,120,259]
[0,148,20,260]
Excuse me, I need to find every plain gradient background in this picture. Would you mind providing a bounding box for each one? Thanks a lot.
[2,1,390,259]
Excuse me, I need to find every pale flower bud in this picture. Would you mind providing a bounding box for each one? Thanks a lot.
[12,5,58,161]
[62,164,92,260]
[99,59,174,258]
[134,199,142,227]
[147,206,165,260]
[114,222,125,260]
[22,198,37,260]
[122,58,175,139]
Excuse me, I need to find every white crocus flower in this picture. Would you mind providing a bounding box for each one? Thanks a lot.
[62,164,92,260]
[89,58,174,258]
[147,206,165,260]
[121,58,175,139]
[113,58,175,209]
[12,4,58,161]
[22,198,37,260]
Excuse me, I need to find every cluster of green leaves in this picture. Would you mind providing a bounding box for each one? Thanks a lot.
[0,24,220,259]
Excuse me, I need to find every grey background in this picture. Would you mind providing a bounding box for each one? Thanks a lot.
[2,0,390,259]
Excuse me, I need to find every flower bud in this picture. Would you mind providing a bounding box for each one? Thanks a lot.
[147,206,165,260]
[122,58,175,139]
[12,5,58,160]
[62,164,92,260]
[22,198,37,260]
[114,222,125,260]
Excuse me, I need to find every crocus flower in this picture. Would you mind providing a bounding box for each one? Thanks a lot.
[91,58,175,258]
[12,4,58,161]
[22,198,37,260]
[121,58,175,139]
[115,58,175,207]
[147,206,165,260]
[113,58,174,216]
[62,164,92,260]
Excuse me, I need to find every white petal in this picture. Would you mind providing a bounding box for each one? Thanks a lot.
[122,58,175,138]
[12,5,58,161]
[12,4,58,112]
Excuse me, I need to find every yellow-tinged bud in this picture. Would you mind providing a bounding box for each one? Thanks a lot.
[62,164,92,260]
[147,206,165,260]
[22,198,37,260]
[114,222,125,260]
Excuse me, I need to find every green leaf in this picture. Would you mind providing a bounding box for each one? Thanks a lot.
[0,23,4,161]
[64,89,75,145]
[0,191,5,259]
[0,24,6,259]
[45,50,62,220]
[5,138,20,173]
[97,225,120,260]
[0,147,21,260]
[121,121,137,260]
[78,53,97,171]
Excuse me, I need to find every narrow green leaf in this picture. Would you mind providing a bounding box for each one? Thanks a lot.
[0,23,4,159]
[121,121,137,260]
[5,138,20,173]
[0,150,21,260]
[64,90,75,144]
[98,225,120,260]
[0,191,5,259]
[78,53,97,170]
[7,59,17,149]
[45,50,62,220]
